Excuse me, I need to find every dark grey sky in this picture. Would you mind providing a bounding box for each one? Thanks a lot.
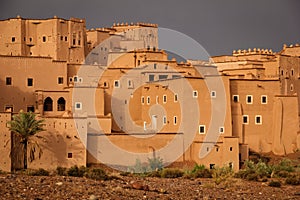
[1,0,299,56]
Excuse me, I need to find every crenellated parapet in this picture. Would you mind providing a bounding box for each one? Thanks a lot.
[232,48,274,56]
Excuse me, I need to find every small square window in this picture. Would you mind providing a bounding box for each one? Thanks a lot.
[229,147,233,151]
[163,95,167,104]
[75,102,82,110]
[58,77,63,84]
[12,37,15,42]
[114,80,120,88]
[27,78,33,86]
[199,125,205,134]
[242,115,248,124]
[255,115,262,125]
[73,76,78,83]
[193,90,198,98]
[27,106,35,112]
[219,127,224,134]
[6,77,12,85]
[42,36,46,42]
[5,105,13,112]
[103,81,108,88]
[149,74,155,82]
[233,95,239,102]
[246,95,253,104]
[211,91,216,98]
[67,152,73,158]
[163,116,167,125]
[174,94,178,102]
[78,77,83,83]
[261,95,267,104]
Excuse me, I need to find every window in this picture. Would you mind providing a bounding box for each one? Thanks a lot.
[149,74,155,82]
[159,75,168,80]
[29,37,32,42]
[114,80,120,88]
[211,91,216,98]
[246,95,253,104]
[69,77,73,83]
[58,77,63,84]
[174,94,178,102]
[174,116,177,125]
[27,78,33,86]
[141,96,145,104]
[57,97,66,111]
[73,38,76,45]
[60,36,63,41]
[5,105,13,112]
[147,96,150,105]
[73,76,78,83]
[216,147,219,152]
[233,95,239,102]
[65,36,68,41]
[193,90,198,98]
[261,95,267,104]
[229,147,233,151]
[210,164,215,169]
[67,153,73,158]
[138,60,140,66]
[291,69,294,76]
[12,37,15,42]
[199,125,205,134]
[27,106,34,112]
[127,80,133,88]
[255,115,262,125]
[163,116,167,125]
[163,95,167,104]
[75,102,82,110]
[290,84,294,91]
[44,97,53,111]
[78,77,83,83]
[219,127,224,134]
[103,81,108,88]
[42,36,46,42]
[242,115,248,124]
[6,77,12,85]
[154,63,157,69]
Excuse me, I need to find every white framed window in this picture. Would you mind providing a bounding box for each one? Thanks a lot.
[147,96,150,105]
[193,90,198,98]
[242,115,249,124]
[199,125,205,134]
[174,94,178,102]
[143,121,147,131]
[211,91,216,98]
[290,84,294,91]
[163,116,167,125]
[75,102,82,110]
[232,95,239,103]
[246,95,253,104]
[174,116,177,125]
[219,126,224,134]
[261,95,267,104]
[114,80,120,88]
[163,95,167,104]
[69,77,73,83]
[255,115,262,125]
[78,77,83,83]
[141,96,145,104]
[73,76,79,83]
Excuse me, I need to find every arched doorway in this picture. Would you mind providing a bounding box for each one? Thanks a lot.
[43,97,53,111]
[57,97,66,111]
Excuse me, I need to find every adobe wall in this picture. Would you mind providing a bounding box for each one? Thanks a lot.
[0,113,12,172]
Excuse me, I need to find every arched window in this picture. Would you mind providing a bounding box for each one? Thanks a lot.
[57,97,66,111]
[44,97,53,111]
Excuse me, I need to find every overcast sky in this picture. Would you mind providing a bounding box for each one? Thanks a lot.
[1,0,299,56]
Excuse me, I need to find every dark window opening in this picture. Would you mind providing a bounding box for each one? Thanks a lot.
[73,39,76,45]
[12,37,15,42]
[256,116,261,124]
[65,36,68,41]
[58,77,63,84]
[159,75,168,80]
[261,96,267,104]
[149,74,155,82]
[27,78,33,86]
[42,36,46,42]
[138,60,140,66]
[229,147,233,151]
[67,153,73,158]
[44,97,53,111]
[6,77,12,85]
[27,106,34,112]
[247,96,252,103]
[154,63,157,69]
[243,116,248,124]
[57,97,66,111]
[78,40,81,45]
[210,164,215,169]
[60,36,63,41]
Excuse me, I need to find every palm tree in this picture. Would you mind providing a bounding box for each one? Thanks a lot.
[8,111,45,169]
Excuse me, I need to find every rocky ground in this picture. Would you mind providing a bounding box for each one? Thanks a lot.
[1,173,300,200]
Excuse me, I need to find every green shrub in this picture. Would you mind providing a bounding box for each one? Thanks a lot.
[268,180,281,187]
[148,157,163,171]
[30,168,49,176]
[67,165,87,177]
[235,160,272,181]
[161,168,184,178]
[286,175,300,185]
[212,166,233,185]
[146,170,162,178]
[85,168,108,180]
[56,166,67,176]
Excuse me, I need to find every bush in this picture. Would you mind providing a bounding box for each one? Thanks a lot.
[235,160,272,181]
[268,180,281,187]
[212,166,233,185]
[56,166,67,176]
[67,165,87,177]
[161,168,184,178]
[148,157,163,171]
[190,164,212,178]
[85,168,108,180]
[30,168,49,176]
[286,175,300,185]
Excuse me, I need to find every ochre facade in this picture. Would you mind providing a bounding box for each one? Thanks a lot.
[0,16,299,172]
